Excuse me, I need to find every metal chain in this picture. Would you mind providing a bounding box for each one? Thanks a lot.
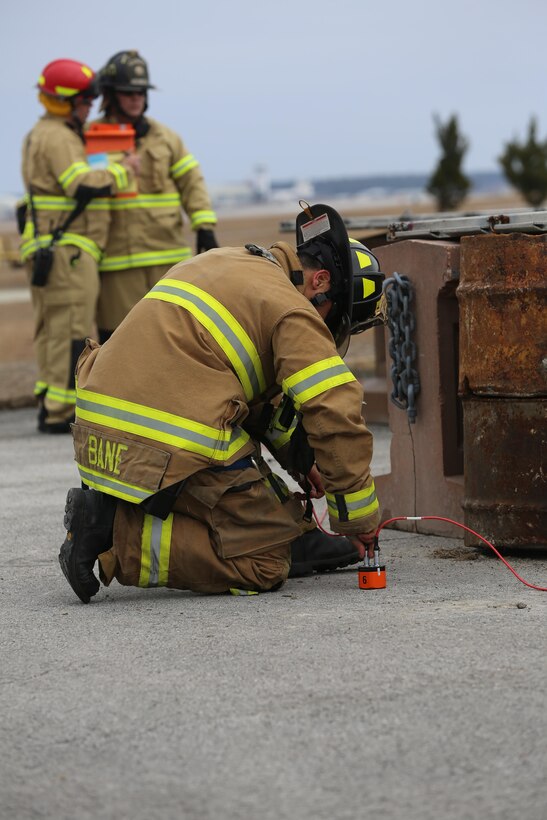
[383,272,420,423]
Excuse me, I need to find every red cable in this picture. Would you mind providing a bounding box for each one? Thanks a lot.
[312,508,547,592]
[376,515,547,592]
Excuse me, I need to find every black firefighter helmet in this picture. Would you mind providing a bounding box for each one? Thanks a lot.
[295,203,384,349]
[98,50,156,93]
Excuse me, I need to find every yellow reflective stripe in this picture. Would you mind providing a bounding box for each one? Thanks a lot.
[158,515,173,585]
[46,385,76,404]
[326,482,379,522]
[108,193,181,210]
[34,380,48,396]
[229,588,259,596]
[77,464,153,504]
[108,162,128,190]
[21,232,102,263]
[32,195,74,211]
[76,385,250,460]
[99,247,191,271]
[190,210,217,228]
[58,162,90,190]
[139,513,173,587]
[282,356,355,409]
[145,279,266,400]
[30,195,111,211]
[86,199,111,211]
[22,221,34,241]
[139,515,154,587]
[61,233,102,261]
[265,415,297,450]
[170,154,199,179]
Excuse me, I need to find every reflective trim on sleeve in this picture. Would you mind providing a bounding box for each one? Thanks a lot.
[77,464,153,504]
[170,154,199,179]
[99,247,191,271]
[107,162,128,190]
[46,385,76,405]
[76,386,250,461]
[108,193,181,210]
[282,355,355,409]
[145,279,266,401]
[34,380,48,396]
[190,210,217,228]
[21,231,102,263]
[264,414,298,450]
[58,161,91,191]
[326,483,379,523]
[139,513,173,587]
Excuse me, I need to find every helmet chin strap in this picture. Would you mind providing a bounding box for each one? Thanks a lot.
[309,292,331,307]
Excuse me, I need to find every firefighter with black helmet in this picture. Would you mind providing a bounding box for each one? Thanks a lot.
[92,50,219,342]
[58,202,385,603]
[20,59,139,433]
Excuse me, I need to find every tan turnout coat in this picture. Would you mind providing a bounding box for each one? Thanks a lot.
[73,242,380,550]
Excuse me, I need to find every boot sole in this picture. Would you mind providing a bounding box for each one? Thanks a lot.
[58,489,99,604]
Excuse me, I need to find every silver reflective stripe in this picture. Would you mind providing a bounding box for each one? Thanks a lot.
[148,516,164,586]
[346,488,377,512]
[77,465,151,501]
[79,395,220,452]
[77,395,247,455]
[286,362,350,402]
[152,282,262,398]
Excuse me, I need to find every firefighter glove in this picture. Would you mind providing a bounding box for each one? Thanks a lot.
[196,228,218,254]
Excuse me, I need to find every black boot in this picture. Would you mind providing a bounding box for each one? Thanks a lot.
[289,529,360,578]
[38,414,74,434]
[58,488,116,603]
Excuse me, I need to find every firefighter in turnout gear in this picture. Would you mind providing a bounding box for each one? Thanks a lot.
[20,58,139,433]
[59,203,385,601]
[93,50,218,342]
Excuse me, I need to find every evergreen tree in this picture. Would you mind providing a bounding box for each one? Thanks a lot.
[499,118,547,207]
[427,114,471,211]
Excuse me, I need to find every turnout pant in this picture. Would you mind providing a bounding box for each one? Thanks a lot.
[97,464,305,594]
[96,264,172,333]
[30,246,99,426]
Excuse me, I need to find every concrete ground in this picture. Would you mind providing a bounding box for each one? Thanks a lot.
[1,407,546,820]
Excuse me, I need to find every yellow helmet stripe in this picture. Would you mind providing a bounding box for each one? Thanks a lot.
[356,250,372,269]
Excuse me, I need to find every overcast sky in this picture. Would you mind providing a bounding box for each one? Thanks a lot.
[1,0,545,193]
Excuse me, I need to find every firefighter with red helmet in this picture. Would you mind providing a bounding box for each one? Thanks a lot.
[92,50,219,343]
[57,203,385,602]
[20,58,139,433]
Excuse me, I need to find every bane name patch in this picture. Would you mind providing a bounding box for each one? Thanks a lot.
[72,423,171,493]
[88,434,127,475]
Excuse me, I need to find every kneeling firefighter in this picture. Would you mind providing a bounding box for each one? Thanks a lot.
[58,202,385,601]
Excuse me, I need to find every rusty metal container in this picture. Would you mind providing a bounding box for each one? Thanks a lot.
[458,233,547,396]
[458,233,547,547]
[461,396,547,546]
